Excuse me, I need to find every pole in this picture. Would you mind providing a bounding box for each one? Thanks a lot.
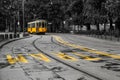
[50,0,53,5]
[6,18,7,32]
[17,11,20,33]
[14,16,16,38]
[22,0,25,34]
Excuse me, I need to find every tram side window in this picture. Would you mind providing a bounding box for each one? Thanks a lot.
[45,22,47,27]
[39,22,41,27]
[28,24,30,27]
[31,23,33,27]
[32,23,35,27]
[42,22,45,28]
[36,23,39,28]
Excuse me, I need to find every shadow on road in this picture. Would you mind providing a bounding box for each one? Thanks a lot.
[0,63,10,69]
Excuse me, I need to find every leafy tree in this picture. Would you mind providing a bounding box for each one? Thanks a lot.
[105,0,120,30]
[83,0,107,31]
[0,0,15,31]
[66,0,84,26]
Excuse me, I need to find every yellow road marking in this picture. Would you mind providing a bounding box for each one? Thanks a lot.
[82,48,120,59]
[29,53,51,62]
[6,54,28,64]
[17,54,28,63]
[6,54,16,64]
[53,52,78,61]
[73,52,101,61]
[53,36,120,60]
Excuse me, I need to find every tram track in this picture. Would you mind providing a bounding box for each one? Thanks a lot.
[5,36,66,80]
[54,35,120,72]
[33,36,105,80]
[11,46,65,80]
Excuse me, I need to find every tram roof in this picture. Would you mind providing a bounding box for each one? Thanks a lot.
[28,20,46,24]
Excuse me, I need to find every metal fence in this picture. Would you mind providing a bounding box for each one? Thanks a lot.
[0,32,29,42]
[75,30,120,42]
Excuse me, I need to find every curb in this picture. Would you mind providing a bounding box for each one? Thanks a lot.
[0,36,32,49]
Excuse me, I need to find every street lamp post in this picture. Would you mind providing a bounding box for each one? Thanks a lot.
[49,0,53,32]
[50,0,53,5]
[22,0,25,34]
[17,11,20,33]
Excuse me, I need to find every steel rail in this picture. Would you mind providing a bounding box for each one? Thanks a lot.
[33,37,104,80]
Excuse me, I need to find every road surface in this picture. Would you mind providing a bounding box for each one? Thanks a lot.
[0,33,120,80]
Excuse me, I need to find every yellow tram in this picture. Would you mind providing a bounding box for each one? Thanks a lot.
[27,20,47,34]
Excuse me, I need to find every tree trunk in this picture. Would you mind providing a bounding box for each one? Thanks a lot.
[104,23,106,32]
[96,23,100,31]
[86,23,91,31]
[80,25,83,30]
[115,17,120,37]
[109,17,114,30]
[77,25,79,32]
[12,17,16,37]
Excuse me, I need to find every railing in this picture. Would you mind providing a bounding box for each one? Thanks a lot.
[0,32,29,42]
[74,30,120,42]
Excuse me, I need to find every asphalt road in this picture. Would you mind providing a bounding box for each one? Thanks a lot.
[0,33,120,80]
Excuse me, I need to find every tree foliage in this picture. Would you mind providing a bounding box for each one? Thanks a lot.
[1,0,120,32]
